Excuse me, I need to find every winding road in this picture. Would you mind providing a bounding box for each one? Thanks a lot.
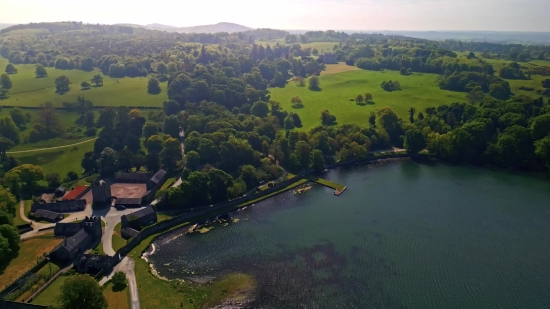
[6,138,98,154]
[99,257,140,309]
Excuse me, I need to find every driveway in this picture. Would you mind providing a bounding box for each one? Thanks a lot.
[101,206,145,256]
[99,257,140,309]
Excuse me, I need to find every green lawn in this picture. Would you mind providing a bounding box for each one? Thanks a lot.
[10,138,95,176]
[112,223,126,252]
[0,57,168,108]
[103,283,130,309]
[31,275,69,307]
[270,68,466,129]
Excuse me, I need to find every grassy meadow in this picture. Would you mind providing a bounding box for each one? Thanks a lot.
[10,138,95,176]
[31,275,68,306]
[103,283,130,309]
[270,68,466,128]
[0,57,168,108]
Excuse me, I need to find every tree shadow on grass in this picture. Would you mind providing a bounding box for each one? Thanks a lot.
[0,251,21,276]
[309,87,322,92]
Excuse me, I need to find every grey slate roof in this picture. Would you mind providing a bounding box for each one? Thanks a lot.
[125,206,156,221]
[115,172,152,183]
[63,229,89,253]
[54,222,82,237]
[34,209,62,221]
[149,169,167,185]
[31,199,86,213]
[121,227,140,238]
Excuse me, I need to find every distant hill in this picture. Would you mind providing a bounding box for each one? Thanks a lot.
[178,22,252,33]
[145,23,180,31]
[0,24,14,30]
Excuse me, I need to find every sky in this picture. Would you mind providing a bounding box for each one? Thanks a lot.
[0,0,548,32]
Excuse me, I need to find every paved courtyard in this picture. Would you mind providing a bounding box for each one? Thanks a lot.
[110,183,147,199]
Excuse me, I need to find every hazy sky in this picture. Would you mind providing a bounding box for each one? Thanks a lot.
[0,0,548,31]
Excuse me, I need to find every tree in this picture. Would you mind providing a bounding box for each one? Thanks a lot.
[160,137,182,172]
[535,135,550,167]
[308,75,320,90]
[311,149,325,171]
[81,57,94,71]
[0,225,20,259]
[0,137,15,160]
[0,88,8,100]
[408,107,416,123]
[91,74,103,87]
[185,151,201,171]
[9,107,26,128]
[291,113,303,128]
[97,147,118,177]
[36,102,64,139]
[294,141,311,170]
[146,135,163,153]
[368,112,376,126]
[111,271,127,292]
[400,67,408,75]
[376,107,401,142]
[0,117,20,144]
[365,93,373,101]
[312,48,319,55]
[404,129,426,153]
[60,274,108,309]
[531,114,550,140]
[163,115,180,139]
[147,77,161,94]
[320,110,336,126]
[284,115,295,130]
[124,134,141,153]
[46,173,61,188]
[55,75,70,93]
[0,211,12,225]
[163,100,180,116]
[356,94,364,103]
[142,122,158,140]
[66,171,78,181]
[5,164,44,190]
[156,62,168,76]
[144,151,161,172]
[290,96,303,108]
[5,64,17,74]
[0,74,12,90]
[0,185,17,216]
[81,81,91,89]
[251,101,269,118]
[35,64,47,77]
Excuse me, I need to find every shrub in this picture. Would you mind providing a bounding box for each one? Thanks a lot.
[111,271,127,291]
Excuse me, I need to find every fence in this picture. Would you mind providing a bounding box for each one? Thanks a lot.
[0,258,48,298]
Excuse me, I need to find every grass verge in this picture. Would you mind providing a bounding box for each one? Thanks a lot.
[31,275,69,307]
[308,176,345,191]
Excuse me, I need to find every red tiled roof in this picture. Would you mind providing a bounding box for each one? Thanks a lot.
[63,186,88,201]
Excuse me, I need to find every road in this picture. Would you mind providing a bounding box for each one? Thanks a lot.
[99,257,140,309]
[101,206,145,256]
[6,138,98,154]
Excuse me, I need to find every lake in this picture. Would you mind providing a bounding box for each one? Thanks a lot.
[148,159,550,308]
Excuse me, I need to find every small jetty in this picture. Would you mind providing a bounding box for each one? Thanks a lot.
[308,177,347,196]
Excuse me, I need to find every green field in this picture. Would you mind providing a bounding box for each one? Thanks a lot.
[0,57,168,108]
[10,138,95,176]
[270,68,466,128]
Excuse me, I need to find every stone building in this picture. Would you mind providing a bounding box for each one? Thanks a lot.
[76,254,110,273]
[91,180,111,203]
[31,200,86,213]
[121,206,157,231]
[51,217,102,262]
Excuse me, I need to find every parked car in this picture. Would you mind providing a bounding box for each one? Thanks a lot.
[115,205,126,210]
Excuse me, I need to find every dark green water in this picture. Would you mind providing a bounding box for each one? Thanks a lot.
[149,160,550,308]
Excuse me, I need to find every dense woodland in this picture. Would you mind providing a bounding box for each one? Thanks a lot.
[0,23,549,212]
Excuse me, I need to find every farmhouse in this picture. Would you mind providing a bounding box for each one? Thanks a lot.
[31,199,86,213]
[32,209,63,222]
[51,217,102,262]
[121,206,157,231]
[318,53,337,64]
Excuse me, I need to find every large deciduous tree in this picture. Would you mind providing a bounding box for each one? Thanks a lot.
[147,77,161,94]
[5,164,45,191]
[163,115,180,139]
[35,64,47,77]
[97,147,118,177]
[55,75,71,93]
[0,74,13,90]
[91,74,103,87]
[5,64,17,74]
[308,75,320,91]
[404,129,426,153]
[59,274,108,309]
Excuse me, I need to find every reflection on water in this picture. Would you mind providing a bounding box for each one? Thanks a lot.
[149,160,550,309]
